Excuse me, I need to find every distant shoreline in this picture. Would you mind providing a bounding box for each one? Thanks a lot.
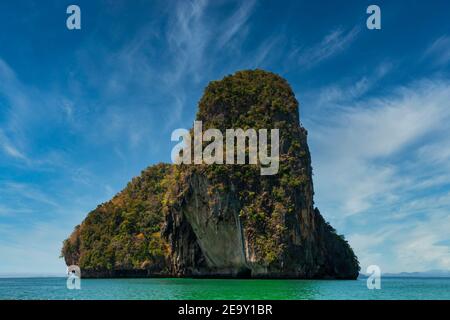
[2,275,450,279]
[0,274,66,278]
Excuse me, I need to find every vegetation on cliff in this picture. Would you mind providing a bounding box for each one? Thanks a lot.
[62,69,359,279]
[62,164,172,275]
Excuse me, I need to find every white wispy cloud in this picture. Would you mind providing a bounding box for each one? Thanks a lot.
[297,26,360,68]
[0,2,274,276]
[305,77,450,272]
[310,78,450,215]
[166,0,210,84]
[0,221,75,274]
[165,0,256,82]
[313,62,392,107]
[0,130,27,161]
[0,182,60,208]
[217,0,256,48]
[0,205,33,217]
[0,175,119,274]
[245,35,285,69]
[349,208,450,273]
[0,57,75,169]
[425,35,450,66]
[0,58,30,161]
[161,0,257,128]
[393,214,450,271]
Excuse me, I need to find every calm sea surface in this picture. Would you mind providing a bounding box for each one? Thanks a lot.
[0,277,449,300]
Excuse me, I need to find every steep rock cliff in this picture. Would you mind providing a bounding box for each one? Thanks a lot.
[62,70,359,279]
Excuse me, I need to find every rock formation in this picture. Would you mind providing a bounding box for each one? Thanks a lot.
[62,70,359,279]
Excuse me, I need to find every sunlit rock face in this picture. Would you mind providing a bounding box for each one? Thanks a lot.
[62,70,360,279]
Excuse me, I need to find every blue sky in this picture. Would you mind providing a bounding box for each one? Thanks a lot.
[0,0,449,275]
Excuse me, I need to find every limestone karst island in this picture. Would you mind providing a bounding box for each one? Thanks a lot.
[61,70,360,279]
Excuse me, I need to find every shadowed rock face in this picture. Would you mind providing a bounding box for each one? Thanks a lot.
[62,70,360,279]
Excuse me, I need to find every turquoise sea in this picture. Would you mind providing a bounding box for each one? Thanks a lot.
[0,277,449,300]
